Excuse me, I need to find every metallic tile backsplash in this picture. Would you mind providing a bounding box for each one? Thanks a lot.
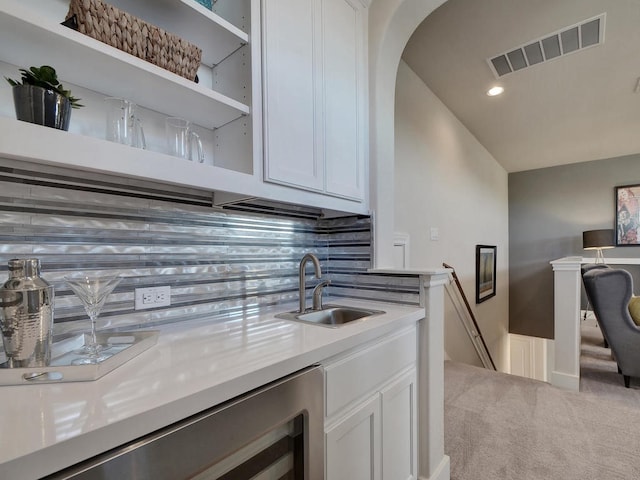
[0,160,420,336]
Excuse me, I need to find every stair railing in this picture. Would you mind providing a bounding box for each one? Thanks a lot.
[443,262,496,370]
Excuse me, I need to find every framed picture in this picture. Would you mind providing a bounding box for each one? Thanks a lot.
[616,185,640,245]
[476,245,496,303]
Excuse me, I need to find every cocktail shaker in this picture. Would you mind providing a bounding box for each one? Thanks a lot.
[0,258,54,368]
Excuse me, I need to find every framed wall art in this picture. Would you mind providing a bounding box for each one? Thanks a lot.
[616,185,640,245]
[476,245,496,303]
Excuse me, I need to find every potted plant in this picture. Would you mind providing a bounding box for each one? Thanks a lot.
[5,65,83,131]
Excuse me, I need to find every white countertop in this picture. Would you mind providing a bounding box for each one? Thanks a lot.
[0,298,423,479]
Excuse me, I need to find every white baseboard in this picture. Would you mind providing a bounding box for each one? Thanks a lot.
[509,334,549,382]
[419,455,450,480]
[549,370,580,391]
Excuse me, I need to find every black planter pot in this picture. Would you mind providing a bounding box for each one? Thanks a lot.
[12,85,72,131]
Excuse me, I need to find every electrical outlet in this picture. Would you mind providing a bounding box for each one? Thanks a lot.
[135,286,171,310]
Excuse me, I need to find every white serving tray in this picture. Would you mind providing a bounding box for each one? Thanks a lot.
[0,330,159,385]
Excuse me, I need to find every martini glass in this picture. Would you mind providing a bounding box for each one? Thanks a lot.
[64,274,121,365]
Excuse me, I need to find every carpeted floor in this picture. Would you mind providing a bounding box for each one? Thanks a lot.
[444,324,640,480]
[580,324,640,406]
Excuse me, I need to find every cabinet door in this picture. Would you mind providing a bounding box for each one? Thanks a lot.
[322,0,365,200]
[262,0,324,191]
[326,395,381,480]
[381,370,417,480]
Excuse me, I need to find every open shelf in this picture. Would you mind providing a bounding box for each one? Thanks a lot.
[0,2,249,129]
[0,117,256,193]
[107,0,249,66]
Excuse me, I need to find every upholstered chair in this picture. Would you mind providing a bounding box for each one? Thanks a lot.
[581,263,612,347]
[583,268,640,388]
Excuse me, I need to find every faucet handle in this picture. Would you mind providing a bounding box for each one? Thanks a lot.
[312,280,331,311]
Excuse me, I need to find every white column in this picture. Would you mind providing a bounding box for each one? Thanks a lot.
[370,267,451,480]
[549,257,582,391]
[418,271,451,480]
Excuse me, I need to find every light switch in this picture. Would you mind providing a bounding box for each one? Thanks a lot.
[430,227,439,241]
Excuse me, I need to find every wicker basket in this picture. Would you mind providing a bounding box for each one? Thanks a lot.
[65,0,202,81]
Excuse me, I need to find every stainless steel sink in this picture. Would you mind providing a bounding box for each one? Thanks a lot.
[276,305,385,328]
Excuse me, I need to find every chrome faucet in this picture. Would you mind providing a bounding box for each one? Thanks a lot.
[299,253,322,313]
[312,280,331,311]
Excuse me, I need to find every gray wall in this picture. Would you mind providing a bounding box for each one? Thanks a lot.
[509,153,640,339]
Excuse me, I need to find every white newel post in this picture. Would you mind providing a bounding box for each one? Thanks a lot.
[419,271,451,480]
[550,257,582,391]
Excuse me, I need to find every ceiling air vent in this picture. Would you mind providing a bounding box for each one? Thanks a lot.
[488,13,605,78]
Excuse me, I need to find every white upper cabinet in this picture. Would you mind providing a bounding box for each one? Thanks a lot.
[263,0,323,190]
[262,0,322,192]
[0,0,370,214]
[323,0,366,200]
[262,0,368,202]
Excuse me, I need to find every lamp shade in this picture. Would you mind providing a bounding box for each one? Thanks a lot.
[583,229,615,250]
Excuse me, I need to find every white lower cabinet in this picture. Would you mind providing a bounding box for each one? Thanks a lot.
[381,371,418,480]
[323,326,418,480]
[326,394,381,480]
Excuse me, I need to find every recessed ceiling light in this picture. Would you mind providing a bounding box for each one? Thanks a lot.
[487,86,504,96]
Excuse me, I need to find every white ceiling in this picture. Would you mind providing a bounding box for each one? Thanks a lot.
[401,0,640,173]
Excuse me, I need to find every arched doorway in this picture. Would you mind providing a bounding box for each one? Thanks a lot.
[368,4,453,479]
[368,0,447,268]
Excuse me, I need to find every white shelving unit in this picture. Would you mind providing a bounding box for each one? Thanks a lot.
[0,117,241,192]
[0,1,248,129]
[0,0,370,215]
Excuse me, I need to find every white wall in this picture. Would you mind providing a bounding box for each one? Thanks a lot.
[394,60,509,370]
[367,0,447,269]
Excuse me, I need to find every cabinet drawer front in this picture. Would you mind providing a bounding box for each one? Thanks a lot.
[324,327,417,417]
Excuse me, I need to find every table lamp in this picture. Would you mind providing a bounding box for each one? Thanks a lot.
[583,229,615,264]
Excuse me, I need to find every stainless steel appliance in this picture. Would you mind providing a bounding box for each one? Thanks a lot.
[46,366,324,479]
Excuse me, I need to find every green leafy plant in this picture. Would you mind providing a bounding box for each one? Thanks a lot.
[5,65,83,108]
